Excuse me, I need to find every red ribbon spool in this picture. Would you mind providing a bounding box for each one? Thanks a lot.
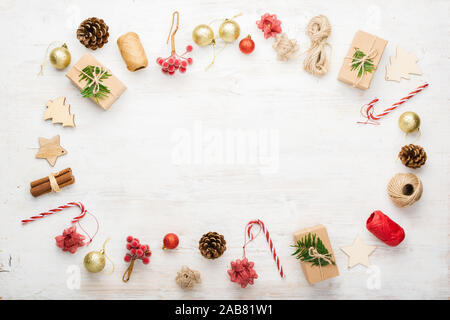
[366,210,405,246]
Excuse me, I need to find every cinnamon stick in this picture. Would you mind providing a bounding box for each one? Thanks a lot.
[30,168,75,197]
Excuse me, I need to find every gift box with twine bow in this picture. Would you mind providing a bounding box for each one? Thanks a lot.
[338,30,387,90]
[66,53,126,110]
[292,224,339,285]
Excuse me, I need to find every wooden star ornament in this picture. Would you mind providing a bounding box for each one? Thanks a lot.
[35,135,67,166]
[44,97,75,127]
[385,46,422,82]
[340,235,376,268]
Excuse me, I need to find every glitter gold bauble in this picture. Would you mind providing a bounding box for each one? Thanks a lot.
[49,44,71,70]
[84,250,106,273]
[219,19,240,43]
[192,24,215,46]
[398,111,420,133]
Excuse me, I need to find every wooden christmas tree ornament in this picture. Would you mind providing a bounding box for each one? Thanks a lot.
[35,135,67,166]
[44,97,75,127]
[340,235,376,268]
[386,46,422,82]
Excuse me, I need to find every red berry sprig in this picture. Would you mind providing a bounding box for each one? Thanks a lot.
[123,235,152,282]
[156,45,193,75]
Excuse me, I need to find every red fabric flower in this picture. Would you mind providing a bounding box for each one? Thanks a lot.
[55,226,86,254]
[256,13,282,39]
[227,258,258,288]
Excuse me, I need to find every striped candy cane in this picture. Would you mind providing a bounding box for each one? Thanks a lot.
[358,83,429,125]
[244,220,285,278]
[21,202,87,224]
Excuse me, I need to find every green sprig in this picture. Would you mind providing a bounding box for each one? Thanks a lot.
[291,233,335,267]
[78,65,111,102]
[350,49,375,78]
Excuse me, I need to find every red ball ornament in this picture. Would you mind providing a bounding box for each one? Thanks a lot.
[163,233,179,250]
[239,35,255,54]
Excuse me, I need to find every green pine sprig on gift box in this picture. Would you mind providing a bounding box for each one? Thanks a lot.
[350,49,375,78]
[291,233,335,267]
[79,65,111,102]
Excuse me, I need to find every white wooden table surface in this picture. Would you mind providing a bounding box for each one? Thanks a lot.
[0,0,448,300]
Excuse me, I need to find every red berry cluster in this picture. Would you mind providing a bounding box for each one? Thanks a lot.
[124,235,152,265]
[156,45,193,75]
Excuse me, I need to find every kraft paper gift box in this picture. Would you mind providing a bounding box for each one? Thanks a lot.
[293,224,339,285]
[337,30,388,90]
[66,53,126,110]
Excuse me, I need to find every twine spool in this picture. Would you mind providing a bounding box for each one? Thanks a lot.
[117,32,148,72]
[387,173,423,207]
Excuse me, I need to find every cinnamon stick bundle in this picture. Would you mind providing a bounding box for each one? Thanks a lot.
[30,168,75,197]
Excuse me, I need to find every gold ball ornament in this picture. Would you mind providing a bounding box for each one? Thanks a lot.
[219,19,240,43]
[192,24,215,46]
[49,44,71,70]
[83,250,106,273]
[83,238,113,274]
[398,111,421,134]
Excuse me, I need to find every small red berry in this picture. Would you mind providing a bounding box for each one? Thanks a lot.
[162,62,169,68]
[168,58,175,65]
[174,59,180,66]
[126,243,132,250]
[168,65,175,72]
[124,254,131,262]
[187,58,193,65]
[179,67,186,73]
[136,249,144,257]
[186,45,193,52]
[156,57,163,65]
[130,248,136,255]
[143,257,150,265]
[131,240,139,247]
[181,60,187,68]
[126,236,133,243]
[145,250,152,257]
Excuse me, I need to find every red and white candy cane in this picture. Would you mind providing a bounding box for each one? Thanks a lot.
[244,220,285,278]
[358,83,429,125]
[21,202,87,224]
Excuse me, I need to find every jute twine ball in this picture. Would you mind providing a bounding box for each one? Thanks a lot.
[387,173,423,207]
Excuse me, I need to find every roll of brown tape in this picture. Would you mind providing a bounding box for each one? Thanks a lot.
[117,32,148,72]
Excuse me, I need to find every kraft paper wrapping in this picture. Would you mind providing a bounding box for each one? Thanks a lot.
[293,224,339,285]
[117,32,148,72]
[66,53,127,110]
[337,30,387,90]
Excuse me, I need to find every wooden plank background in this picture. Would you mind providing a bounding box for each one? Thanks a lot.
[0,0,448,299]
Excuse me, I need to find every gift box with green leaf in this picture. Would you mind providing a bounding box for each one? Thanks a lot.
[66,53,126,110]
[338,30,387,90]
[292,224,339,285]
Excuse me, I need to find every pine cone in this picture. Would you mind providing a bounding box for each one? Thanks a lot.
[199,232,226,259]
[398,144,427,169]
[76,17,109,50]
